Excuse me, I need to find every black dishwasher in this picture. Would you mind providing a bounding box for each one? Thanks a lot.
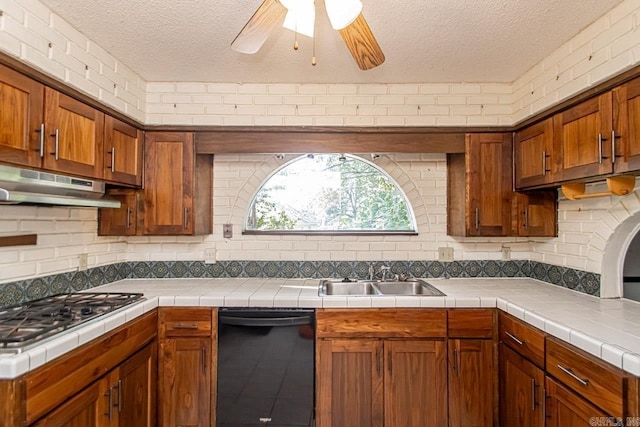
[217,308,315,427]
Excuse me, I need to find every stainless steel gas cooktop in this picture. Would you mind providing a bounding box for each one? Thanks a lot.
[0,292,144,354]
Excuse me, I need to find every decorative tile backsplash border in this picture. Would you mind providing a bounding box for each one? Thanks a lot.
[0,259,600,307]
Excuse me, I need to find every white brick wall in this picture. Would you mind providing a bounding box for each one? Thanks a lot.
[119,154,532,263]
[512,0,640,124]
[145,83,514,127]
[0,0,146,122]
[530,178,640,297]
[0,205,126,283]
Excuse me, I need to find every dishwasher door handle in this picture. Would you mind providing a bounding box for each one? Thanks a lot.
[219,314,313,327]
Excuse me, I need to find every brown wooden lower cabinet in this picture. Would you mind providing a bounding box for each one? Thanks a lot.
[316,338,447,427]
[316,338,384,427]
[449,339,495,427]
[157,307,217,427]
[159,338,213,427]
[32,341,156,427]
[32,381,105,427]
[545,376,616,427]
[385,340,447,427]
[499,344,545,427]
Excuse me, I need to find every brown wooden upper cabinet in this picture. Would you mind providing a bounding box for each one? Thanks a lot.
[0,63,44,168]
[512,191,557,237]
[143,132,212,236]
[0,64,143,186]
[516,76,640,188]
[612,76,640,173]
[98,189,140,236]
[514,118,554,189]
[553,92,614,181]
[43,87,105,179]
[104,116,143,186]
[448,133,512,237]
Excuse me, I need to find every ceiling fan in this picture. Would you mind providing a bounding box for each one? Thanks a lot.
[231,0,385,71]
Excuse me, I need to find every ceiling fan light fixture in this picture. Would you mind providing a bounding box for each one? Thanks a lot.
[325,0,362,30]
[281,0,316,38]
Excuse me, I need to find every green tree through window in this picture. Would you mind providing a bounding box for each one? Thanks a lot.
[246,154,416,232]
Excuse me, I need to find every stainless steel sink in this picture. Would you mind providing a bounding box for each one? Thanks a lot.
[374,279,445,296]
[319,278,445,297]
[319,280,381,296]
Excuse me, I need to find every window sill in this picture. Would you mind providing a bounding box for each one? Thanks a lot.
[242,230,418,236]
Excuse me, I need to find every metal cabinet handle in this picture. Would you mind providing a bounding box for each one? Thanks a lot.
[172,323,198,329]
[110,147,116,172]
[598,133,603,164]
[36,124,45,158]
[104,387,113,419]
[505,331,524,346]
[557,364,589,386]
[116,379,122,412]
[474,208,479,230]
[126,207,132,230]
[453,347,459,376]
[202,347,206,374]
[598,133,610,164]
[183,207,189,229]
[523,208,529,230]
[531,378,537,411]
[542,150,547,176]
[612,130,621,164]
[50,129,59,160]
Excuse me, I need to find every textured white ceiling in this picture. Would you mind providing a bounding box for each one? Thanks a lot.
[40,0,625,84]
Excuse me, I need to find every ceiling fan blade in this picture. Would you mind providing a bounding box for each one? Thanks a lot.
[231,0,287,54]
[338,13,385,71]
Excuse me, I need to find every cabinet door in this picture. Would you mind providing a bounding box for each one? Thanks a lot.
[499,344,544,427]
[545,377,620,427]
[43,87,104,178]
[613,76,640,173]
[159,338,211,427]
[385,340,447,427]
[32,380,107,427]
[512,191,557,237]
[103,116,143,186]
[553,92,613,181]
[316,339,384,427]
[98,189,139,236]
[515,118,554,189]
[118,342,156,427]
[0,63,44,168]
[143,132,194,235]
[449,339,495,427]
[466,133,512,236]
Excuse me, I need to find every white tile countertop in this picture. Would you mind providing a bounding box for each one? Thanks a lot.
[3,277,640,379]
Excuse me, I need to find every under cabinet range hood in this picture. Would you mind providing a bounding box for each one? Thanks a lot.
[0,165,121,208]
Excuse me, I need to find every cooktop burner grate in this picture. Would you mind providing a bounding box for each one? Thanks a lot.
[0,292,144,353]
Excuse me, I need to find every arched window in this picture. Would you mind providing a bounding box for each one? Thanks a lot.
[245,154,417,234]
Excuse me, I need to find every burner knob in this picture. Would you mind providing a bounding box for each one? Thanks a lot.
[58,307,72,317]
[80,307,93,316]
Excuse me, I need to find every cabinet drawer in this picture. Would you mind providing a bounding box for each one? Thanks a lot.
[448,309,495,338]
[546,337,626,417]
[316,309,446,338]
[498,311,545,367]
[159,308,213,338]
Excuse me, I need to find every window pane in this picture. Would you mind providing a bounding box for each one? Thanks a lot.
[246,154,416,232]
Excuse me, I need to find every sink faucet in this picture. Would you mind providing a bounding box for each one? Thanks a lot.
[380,265,393,281]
